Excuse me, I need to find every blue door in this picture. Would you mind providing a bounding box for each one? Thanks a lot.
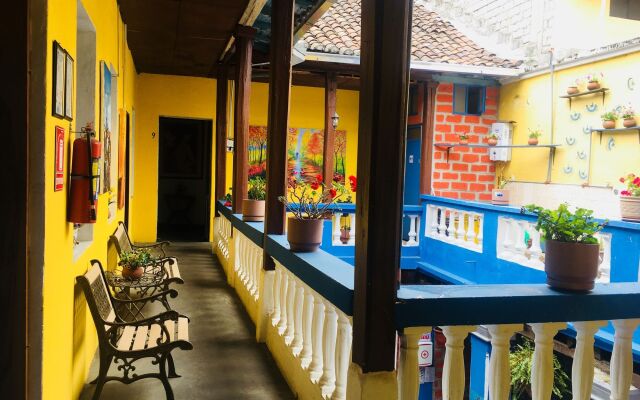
[403,127,422,241]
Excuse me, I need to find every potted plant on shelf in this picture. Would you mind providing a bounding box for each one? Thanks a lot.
[458,134,469,145]
[601,110,618,129]
[279,173,348,252]
[119,248,152,280]
[619,173,640,221]
[242,177,266,221]
[491,175,510,205]
[487,133,499,146]
[586,72,603,90]
[567,78,581,95]
[527,129,542,145]
[622,104,637,128]
[523,203,607,291]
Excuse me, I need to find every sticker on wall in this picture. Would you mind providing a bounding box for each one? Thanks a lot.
[563,165,574,174]
[565,136,576,145]
[585,103,598,113]
[607,137,616,151]
[577,150,587,160]
[579,170,589,180]
[628,77,636,91]
[583,125,592,134]
[570,112,581,121]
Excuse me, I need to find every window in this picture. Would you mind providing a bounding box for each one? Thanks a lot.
[453,84,485,115]
[610,0,640,21]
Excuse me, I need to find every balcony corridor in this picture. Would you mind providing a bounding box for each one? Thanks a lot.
[79,242,294,400]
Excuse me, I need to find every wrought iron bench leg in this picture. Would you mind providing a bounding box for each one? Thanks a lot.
[166,353,180,378]
[92,354,113,400]
[159,354,175,400]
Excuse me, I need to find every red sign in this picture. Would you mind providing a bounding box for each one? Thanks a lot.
[54,126,64,191]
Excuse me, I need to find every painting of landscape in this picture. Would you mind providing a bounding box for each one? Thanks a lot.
[248,126,346,184]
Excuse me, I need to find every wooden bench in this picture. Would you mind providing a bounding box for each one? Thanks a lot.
[110,222,184,287]
[78,260,192,400]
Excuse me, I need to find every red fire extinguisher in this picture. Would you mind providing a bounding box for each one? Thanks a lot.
[68,126,102,223]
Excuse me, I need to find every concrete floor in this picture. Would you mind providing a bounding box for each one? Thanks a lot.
[80,242,294,400]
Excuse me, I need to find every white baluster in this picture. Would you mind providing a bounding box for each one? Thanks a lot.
[530,322,566,400]
[348,213,356,245]
[407,215,418,246]
[331,314,352,400]
[399,327,427,400]
[272,267,282,327]
[572,321,606,400]
[319,303,338,396]
[292,283,305,355]
[442,325,476,400]
[610,319,640,400]
[300,291,315,369]
[528,223,544,269]
[476,214,483,248]
[446,209,455,240]
[464,213,474,246]
[284,277,296,345]
[456,212,466,243]
[333,212,341,245]
[438,207,447,237]
[513,220,527,262]
[499,218,514,259]
[277,269,288,335]
[487,324,521,400]
[430,206,439,236]
[598,234,611,283]
[309,296,325,382]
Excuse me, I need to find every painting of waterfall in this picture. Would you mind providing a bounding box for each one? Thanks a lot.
[247,126,346,184]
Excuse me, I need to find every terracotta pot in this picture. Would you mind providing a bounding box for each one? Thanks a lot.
[528,138,539,145]
[287,217,324,252]
[340,228,351,244]
[544,240,600,291]
[566,86,579,95]
[587,81,600,90]
[122,266,144,280]
[623,118,637,128]
[242,199,265,221]
[459,139,468,145]
[602,120,616,129]
[620,196,640,222]
[487,138,498,146]
[491,189,510,205]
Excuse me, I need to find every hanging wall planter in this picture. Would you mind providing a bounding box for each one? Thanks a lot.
[566,86,579,95]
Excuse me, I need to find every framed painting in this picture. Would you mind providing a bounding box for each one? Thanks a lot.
[64,52,74,120]
[100,61,112,192]
[52,41,65,118]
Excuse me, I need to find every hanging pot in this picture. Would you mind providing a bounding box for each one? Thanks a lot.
[620,196,640,222]
[587,81,600,90]
[459,139,469,145]
[122,266,144,280]
[602,120,616,129]
[287,217,324,252]
[242,199,265,221]
[623,118,637,128]
[544,240,599,291]
[487,138,498,146]
[566,86,579,95]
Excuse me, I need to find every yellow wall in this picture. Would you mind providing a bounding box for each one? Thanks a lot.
[43,0,136,398]
[133,79,360,242]
[499,50,640,186]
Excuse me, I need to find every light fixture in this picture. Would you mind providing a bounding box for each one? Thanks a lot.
[226,138,234,152]
[331,112,340,129]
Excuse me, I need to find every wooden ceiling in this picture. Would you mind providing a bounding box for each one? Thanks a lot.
[118,0,249,77]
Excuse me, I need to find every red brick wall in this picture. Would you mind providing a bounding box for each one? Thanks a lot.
[431,83,498,202]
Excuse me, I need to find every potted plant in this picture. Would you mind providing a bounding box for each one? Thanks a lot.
[586,72,603,90]
[491,175,510,205]
[458,134,469,145]
[619,173,640,221]
[242,177,266,221]
[487,133,499,146]
[621,104,636,128]
[527,128,542,145]
[523,204,607,291]
[279,173,348,252]
[601,110,618,129]
[510,337,570,399]
[567,78,581,95]
[119,248,152,280]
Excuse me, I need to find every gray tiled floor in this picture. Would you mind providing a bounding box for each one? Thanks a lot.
[80,242,294,400]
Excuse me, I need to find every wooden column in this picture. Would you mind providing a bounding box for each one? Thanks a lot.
[419,80,438,195]
[322,72,337,187]
[232,26,255,213]
[215,65,229,201]
[353,0,412,372]
[263,0,295,269]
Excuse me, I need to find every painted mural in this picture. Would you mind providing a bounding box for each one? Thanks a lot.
[248,126,347,184]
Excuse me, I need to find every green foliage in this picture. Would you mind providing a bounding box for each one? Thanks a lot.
[528,128,542,139]
[523,203,606,244]
[248,177,267,201]
[601,110,618,121]
[118,249,152,270]
[510,338,570,399]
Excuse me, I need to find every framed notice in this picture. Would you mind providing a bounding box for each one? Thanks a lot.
[52,41,66,118]
[64,52,74,120]
[54,126,65,191]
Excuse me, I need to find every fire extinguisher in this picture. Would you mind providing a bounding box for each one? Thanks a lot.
[68,126,102,223]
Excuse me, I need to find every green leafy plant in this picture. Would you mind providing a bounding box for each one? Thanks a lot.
[528,128,542,139]
[488,133,498,140]
[496,175,509,189]
[601,110,618,122]
[621,104,635,119]
[118,249,152,271]
[510,338,570,399]
[248,177,267,200]
[586,72,603,83]
[523,203,607,244]
[279,173,348,219]
[459,134,469,141]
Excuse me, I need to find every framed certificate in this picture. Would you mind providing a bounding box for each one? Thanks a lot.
[52,41,66,118]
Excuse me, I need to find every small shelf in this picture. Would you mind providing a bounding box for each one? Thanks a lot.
[559,88,608,110]
[590,127,640,144]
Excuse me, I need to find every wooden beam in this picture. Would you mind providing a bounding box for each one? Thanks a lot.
[263,0,295,270]
[231,25,255,213]
[419,81,438,195]
[353,0,412,372]
[215,65,229,201]
[322,72,337,187]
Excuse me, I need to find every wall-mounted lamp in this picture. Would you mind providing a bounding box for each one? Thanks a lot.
[226,138,235,152]
[332,112,340,129]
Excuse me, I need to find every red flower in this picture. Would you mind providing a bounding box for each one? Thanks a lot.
[333,173,343,183]
[316,174,323,184]
[348,175,357,192]
[224,200,232,206]
[621,190,631,196]
[329,188,337,198]
[634,177,640,186]
[310,182,320,190]
[620,177,626,183]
